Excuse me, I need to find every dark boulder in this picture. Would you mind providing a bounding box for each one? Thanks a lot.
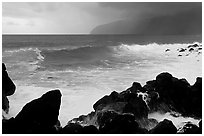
[2,63,16,113]
[13,90,62,133]
[178,48,186,52]
[97,110,119,129]
[178,122,200,134]
[199,120,202,128]
[93,91,122,111]
[82,125,99,134]
[98,111,147,134]
[143,80,157,92]
[2,63,16,96]
[123,93,148,118]
[188,43,199,48]
[61,123,99,134]
[189,48,194,52]
[199,120,202,133]
[156,72,173,88]
[61,123,83,134]
[126,82,143,93]
[144,72,202,118]
[93,90,148,119]
[189,77,202,117]
[137,118,158,131]
[192,77,202,91]
[2,118,16,134]
[152,73,197,115]
[149,119,177,134]
[165,49,170,52]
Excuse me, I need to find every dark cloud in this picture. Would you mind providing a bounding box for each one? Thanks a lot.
[91,2,202,35]
[2,2,202,34]
[99,2,201,16]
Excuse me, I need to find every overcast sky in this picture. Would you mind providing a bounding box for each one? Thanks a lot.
[2,2,201,34]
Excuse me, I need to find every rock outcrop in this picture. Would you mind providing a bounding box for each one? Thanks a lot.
[65,72,202,134]
[2,63,16,113]
[149,119,177,134]
[3,90,62,134]
[178,122,201,134]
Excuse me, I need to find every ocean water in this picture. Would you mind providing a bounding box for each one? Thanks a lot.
[2,35,202,127]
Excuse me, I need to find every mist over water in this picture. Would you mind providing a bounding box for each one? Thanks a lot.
[2,35,202,126]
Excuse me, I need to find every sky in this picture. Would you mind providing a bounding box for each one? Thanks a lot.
[2,2,202,34]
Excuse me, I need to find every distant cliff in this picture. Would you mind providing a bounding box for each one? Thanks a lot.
[91,7,201,35]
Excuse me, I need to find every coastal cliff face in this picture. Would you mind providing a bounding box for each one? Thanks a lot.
[2,43,202,134]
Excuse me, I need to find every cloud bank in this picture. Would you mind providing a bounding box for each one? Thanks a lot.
[2,2,202,35]
[91,2,202,35]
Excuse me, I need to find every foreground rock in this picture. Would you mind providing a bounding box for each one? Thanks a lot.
[66,72,202,134]
[148,72,202,117]
[61,123,99,134]
[3,70,202,134]
[178,122,201,134]
[2,63,16,114]
[3,90,62,134]
[149,119,177,134]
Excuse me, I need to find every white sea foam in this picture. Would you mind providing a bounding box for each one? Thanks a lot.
[116,42,201,56]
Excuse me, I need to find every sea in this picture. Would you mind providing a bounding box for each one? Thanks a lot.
[2,34,202,128]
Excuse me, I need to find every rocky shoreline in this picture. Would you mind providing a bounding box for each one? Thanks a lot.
[2,43,202,134]
[3,71,202,134]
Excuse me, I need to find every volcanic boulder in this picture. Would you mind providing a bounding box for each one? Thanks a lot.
[178,122,200,134]
[13,90,62,133]
[149,119,177,134]
[2,63,16,113]
[98,111,147,134]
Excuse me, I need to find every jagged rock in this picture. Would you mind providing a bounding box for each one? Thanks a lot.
[2,63,16,113]
[149,119,177,134]
[98,111,147,134]
[165,49,170,52]
[2,63,16,96]
[178,48,186,52]
[198,120,202,133]
[189,48,194,52]
[156,72,173,88]
[12,90,62,133]
[178,122,200,134]
[137,118,158,131]
[123,93,148,118]
[145,72,201,117]
[61,123,83,134]
[189,77,202,117]
[93,91,122,111]
[68,111,97,126]
[2,118,16,134]
[188,43,199,48]
[199,120,202,128]
[126,82,143,93]
[83,125,99,134]
[143,80,157,92]
[93,89,148,119]
[61,122,99,134]
[97,110,119,129]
